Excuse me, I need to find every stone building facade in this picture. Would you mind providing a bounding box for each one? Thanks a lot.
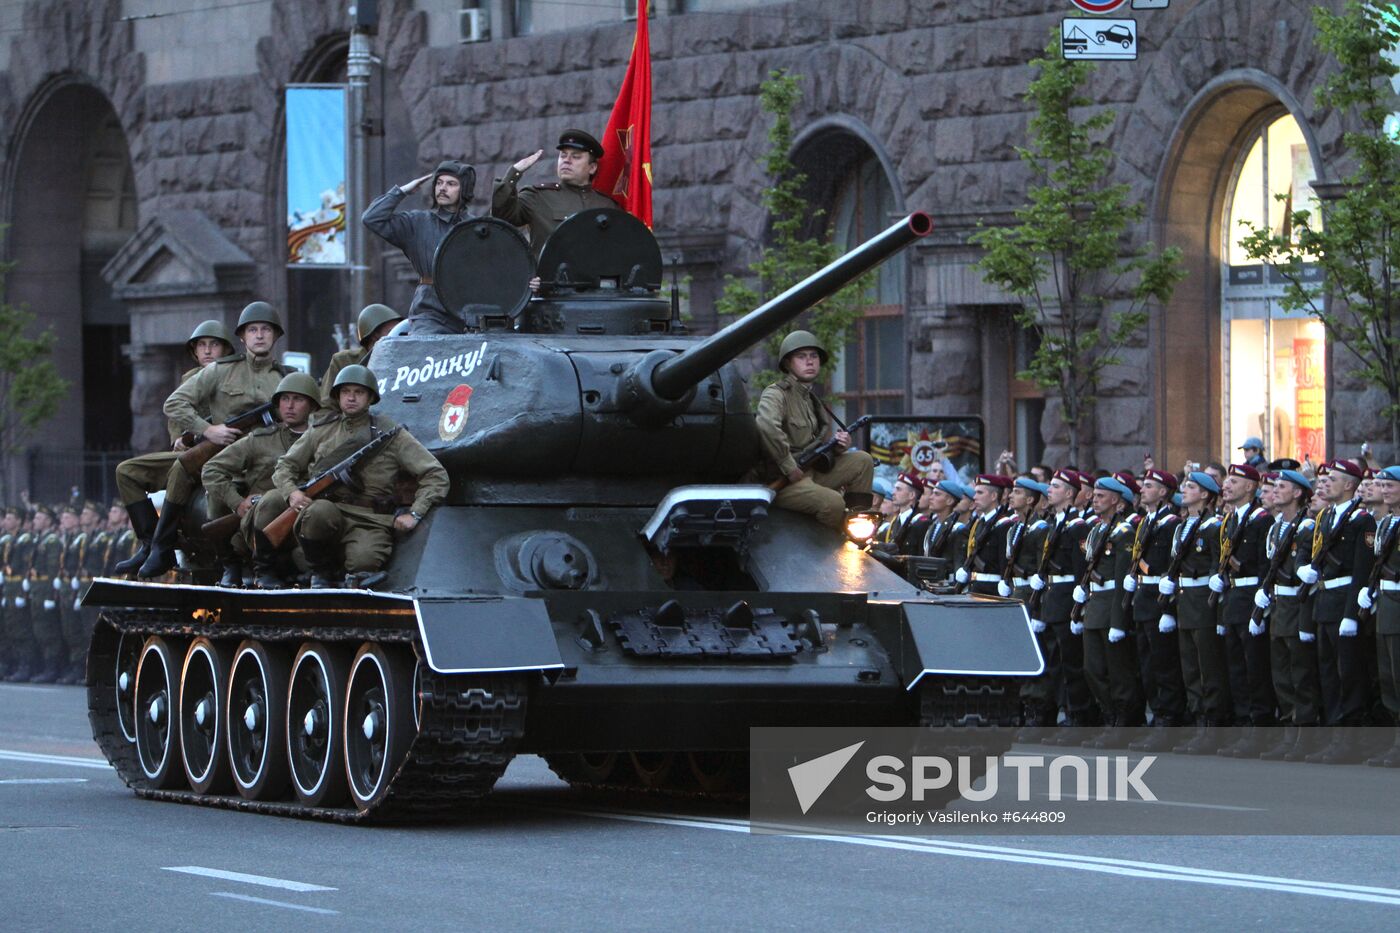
[0,0,1382,499]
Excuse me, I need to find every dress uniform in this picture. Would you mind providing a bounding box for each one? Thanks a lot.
[1363,465,1400,767]
[747,332,874,529]
[203,373,321,588]
[1005,479,1057,730]
[1032,470,1096,735]
[880,472,930,555]
[27,506,64,683]
[1157,472,1232,753]
[1075,478,1143,743]
[1257,470,1323,761]
[492,130,618,259]
[1126,471,1189,747]
[57,507,88,683]
[106,507,137,576]
[920,480,969,574]
[320,304,402,408]
[1300,459,1377,763]
[265,366,449,587]
[363,161,476,333]
[955,474,1014,595]
[3,514,36,681]
[0,509,17,679]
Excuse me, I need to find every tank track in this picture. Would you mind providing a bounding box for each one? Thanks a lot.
[87,609,527,823]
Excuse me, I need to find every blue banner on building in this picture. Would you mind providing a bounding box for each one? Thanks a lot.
[285,85,348,266]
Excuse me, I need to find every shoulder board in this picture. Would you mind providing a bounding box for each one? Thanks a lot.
[1160,512,1181,524]
[1248,509,1272,522]
[1029,519,1049,531]
[1114,520,1135,534]
[1066,516,1086,527]
[310,411,342,428]
[994,515,1015,526]
[1202,516,1222,527]
[371,414,400,434]
[250,424,281,437]
[529,183,562,191]
[1350,508,1370,522]
[1299,518,1316,530]
[215,353,246,365]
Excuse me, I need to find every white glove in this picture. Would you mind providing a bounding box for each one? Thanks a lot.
[1208,574,1227,594]
[1216,624,1226,637]
[1339,618,1359,637]
[997,580,1013,598]
[954,567,970,585]
[14,596,25,608]
[1031,619,1047,634]
[1249,619,1266,637]
[1296,563,1318,585]
[1299,630,1316,643]
[1108,627,1126,643]
[42,599,55,611]
[52,577,62,591]
[1158,578,1177,596]
[1072,585,1088,605]
[1070,621,1084,635]
[1029,574,1046,592]
[1159,614,1177,633]
[1253,589,1272,611]
[71,577,80,592]
[1122,574,1138,593]
[1358,588,1375,611]
[21,578,29,593]
[0,596,5,609]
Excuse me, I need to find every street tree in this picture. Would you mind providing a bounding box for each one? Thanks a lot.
[0,244,70,503]
[716,69,873,400]
[972,37,1184,465]
[1238,1,1400,451]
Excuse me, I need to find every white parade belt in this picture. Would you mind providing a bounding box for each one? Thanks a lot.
[1090,581,1117,592]
[1180,576,1211,588]
[1321,576,1353,590]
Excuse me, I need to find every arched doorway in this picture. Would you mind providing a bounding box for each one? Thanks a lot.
[791,129,907,420]
[6,82,136,498]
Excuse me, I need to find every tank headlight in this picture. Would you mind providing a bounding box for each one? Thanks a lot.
[844,511,880,545]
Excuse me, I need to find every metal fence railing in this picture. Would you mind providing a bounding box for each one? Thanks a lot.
[16,448,135,507]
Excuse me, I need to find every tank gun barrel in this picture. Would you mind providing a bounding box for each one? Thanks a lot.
[651,212,932,401]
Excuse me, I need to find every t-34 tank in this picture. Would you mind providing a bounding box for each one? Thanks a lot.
[82,208,1043,821]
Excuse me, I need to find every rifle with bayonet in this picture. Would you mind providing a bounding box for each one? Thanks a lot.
[1249,514,1304,627]
[177,401,277,475]
[260,427,403,548]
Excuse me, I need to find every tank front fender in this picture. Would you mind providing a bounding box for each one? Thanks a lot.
[415,597,565,676]
[897,598,1044,690]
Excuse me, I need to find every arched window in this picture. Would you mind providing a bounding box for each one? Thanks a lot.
[1221,112,1325,465]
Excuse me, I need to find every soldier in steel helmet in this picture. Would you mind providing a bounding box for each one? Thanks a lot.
[362,159,476,334]
[746,330,875,530]
[128,302,288,579]
[202,371,322,588]
[493,130,618,260]
[320,303,403,409]
[264,365,448,588]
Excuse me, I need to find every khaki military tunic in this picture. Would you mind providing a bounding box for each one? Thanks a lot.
[320,347,365,408]
[115,366,206,504]
[747,374,874,529]
[270,411,449,573]
[491,170,618,258]
[204,423,309,556]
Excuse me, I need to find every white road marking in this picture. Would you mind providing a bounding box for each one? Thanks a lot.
[524,804,1400,907]
[0,778,88,785]
[163,866,337,892]
[0,749,110,770]
[209,892,339,916]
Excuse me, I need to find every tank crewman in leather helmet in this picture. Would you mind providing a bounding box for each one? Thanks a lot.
[745,330,875,530]
[265,365,449,588]
[129,302,287,579]
[493,129,618,259]
[362,159,476,334]
[203,371,322,589]
[320,303,404,409]
[111,319,236,577]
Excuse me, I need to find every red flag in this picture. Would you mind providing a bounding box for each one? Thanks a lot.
[593,4,652,227]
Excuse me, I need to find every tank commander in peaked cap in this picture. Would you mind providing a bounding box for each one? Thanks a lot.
[362,159,476,334]
[745,330,875,530]
[265,365,449,589]
[493,129,618,259]
[321,303,404,409]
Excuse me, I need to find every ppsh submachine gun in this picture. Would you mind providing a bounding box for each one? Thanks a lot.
[82,209,1043,822]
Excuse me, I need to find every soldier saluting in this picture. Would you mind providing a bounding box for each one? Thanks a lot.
[493,130,618,259]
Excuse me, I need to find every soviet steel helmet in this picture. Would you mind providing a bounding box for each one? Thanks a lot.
[777,329,828,368]
[332,364,380,405]
[271,372,322,409]
[185,319,234,357]
[236,301,285,337]
[357,303,404,345]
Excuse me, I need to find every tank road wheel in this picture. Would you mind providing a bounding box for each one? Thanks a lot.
[179,638,233,795]
[628,751,678,790]
[114,630,143,743]
[344,643,416,811]
[286,642,350,808]
[686,751,748,795]
[227,640,291,801]
[134,636,185,789]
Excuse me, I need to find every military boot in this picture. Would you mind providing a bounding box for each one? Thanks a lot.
[1173,721,1225,756]
[1128,722,1179,753]
[251,532,288,590]
[301,539,340,589]
[1284,725,1326,762]
[113,499,159,575]
[138,502,186,579]
[1258,725,1299,761]
[1306,727,1366,765]
[218,560,243,588]
[1365,727,1400,767]
[1219,724,1272,759]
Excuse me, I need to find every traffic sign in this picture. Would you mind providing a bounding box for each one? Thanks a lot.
[1062,18,1137,61]
[1069,0,1128,13]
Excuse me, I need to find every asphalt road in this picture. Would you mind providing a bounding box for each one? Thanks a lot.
[3,682,1400,931]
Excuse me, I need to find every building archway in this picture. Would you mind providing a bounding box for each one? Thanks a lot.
[6,79,136,497]
[1152,73,1324,470]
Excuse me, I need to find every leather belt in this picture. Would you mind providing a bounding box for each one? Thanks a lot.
[1090,581,1117,592]
[1322,576,1353,590]
[1274,584,1302,597]
[327,493,397,515]
[419,276,434,286]
[1050,575,1075,584]
[971,572,1000,582]
[1181,576,1211,588]
[1232,576,1260,586]
[1012,577,1029,587]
